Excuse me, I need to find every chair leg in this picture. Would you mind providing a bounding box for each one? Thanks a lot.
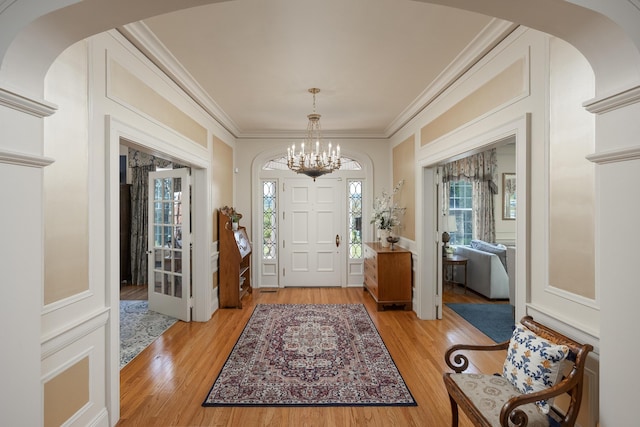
[449,394,459,427]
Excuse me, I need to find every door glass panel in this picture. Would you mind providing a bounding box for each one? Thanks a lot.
[262,180,277,260]
[163,273,171,295]
[151,176,185,298]
[154,271,163,293]
[348,180,363,259]
[174,276,182,298]
[148,168,190,321]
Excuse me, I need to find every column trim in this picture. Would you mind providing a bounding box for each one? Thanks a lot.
[586,145,640,164]
[583,84,640,114]
[41,308,109,360]
[0,148,55,167]
[0,87,57,117]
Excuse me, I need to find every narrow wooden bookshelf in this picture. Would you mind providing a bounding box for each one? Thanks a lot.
[218,208,252,308]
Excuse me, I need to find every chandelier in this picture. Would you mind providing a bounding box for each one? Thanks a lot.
[287,88,341,181]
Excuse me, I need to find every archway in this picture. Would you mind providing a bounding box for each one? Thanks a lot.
[1,1,639,426]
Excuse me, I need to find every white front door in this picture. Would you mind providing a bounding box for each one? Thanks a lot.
[147,168,191,321]
[282,177,342,286]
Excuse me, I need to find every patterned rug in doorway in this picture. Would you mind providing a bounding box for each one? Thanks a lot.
[203,304,417,407]
[120,300,178,369]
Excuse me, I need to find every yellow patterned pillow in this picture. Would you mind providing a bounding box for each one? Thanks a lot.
[502,323,570,413]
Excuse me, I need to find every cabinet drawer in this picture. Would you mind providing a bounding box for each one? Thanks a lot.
[364,275,378,297]
[364,261,377,282]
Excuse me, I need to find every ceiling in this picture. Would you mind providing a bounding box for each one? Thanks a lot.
[135,0,512,140]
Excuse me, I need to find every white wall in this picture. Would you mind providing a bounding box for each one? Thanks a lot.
[235,138,391,235]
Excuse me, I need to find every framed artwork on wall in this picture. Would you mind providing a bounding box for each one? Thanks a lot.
[502,173,516,220]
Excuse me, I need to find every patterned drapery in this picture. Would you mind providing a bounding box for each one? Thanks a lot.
[442,149,498,242]
[129,164,154,285]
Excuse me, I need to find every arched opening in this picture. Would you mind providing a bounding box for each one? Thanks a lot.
[2,1,640,426]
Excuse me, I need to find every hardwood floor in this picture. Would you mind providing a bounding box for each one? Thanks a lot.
[118,286,507,426]
[120,285,148,301]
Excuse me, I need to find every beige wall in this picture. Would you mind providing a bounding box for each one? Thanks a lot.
[43,40,90,305]
[212,136,233,242]
[110,60,208,147]
[393,136,416,240]
[420,58,526,147]
[548,37,595,299]
[44,357,89,427]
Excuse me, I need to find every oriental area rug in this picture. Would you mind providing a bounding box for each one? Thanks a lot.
[202,304,416,407]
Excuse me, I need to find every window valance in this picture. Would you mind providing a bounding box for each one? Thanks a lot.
[441,149,498,194]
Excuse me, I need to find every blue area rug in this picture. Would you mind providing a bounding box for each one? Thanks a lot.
[120,300,178,368]
[446,303,515,343]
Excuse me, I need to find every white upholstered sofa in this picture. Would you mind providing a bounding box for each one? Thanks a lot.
[453,243,510,299]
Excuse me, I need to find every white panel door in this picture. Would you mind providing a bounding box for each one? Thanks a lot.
[147,168,190,321]
[282,178,342,286]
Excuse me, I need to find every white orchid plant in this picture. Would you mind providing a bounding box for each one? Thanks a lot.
[370,180,406,230]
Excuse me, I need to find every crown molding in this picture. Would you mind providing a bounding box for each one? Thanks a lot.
[237,129,387,140]
[0,0,18,15]
[120,19,521,141]
[0,86,57,117]
[583,84,640,114]
[117,22,241,138]
[385,19,519,138]
[628,0,640,12]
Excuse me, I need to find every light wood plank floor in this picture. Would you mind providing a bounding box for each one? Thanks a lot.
[118,286,508,426]
[120,285,148,300]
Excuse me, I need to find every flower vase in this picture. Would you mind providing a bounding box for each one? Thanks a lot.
[232,221,239,230]
[379,229,391,247]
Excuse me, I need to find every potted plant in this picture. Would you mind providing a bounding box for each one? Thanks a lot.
[230,212,240,230]
[370,180,405,247]
[220,206,242,230]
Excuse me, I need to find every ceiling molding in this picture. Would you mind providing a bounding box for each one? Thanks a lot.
[384,19,518,138]
[119,18,518,141]
[118,22,241,138]
[236,129,387,140]
[0,0,18,15]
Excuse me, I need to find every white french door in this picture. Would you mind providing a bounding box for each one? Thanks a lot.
[281,178,343,287]
[147,168,191,321]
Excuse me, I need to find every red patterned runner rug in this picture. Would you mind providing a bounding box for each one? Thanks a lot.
[202,304,416,406]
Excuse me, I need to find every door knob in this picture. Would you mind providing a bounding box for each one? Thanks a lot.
[335,234,341,247]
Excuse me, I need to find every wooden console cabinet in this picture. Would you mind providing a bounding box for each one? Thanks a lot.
[363,242,412,311]
[218,210,252,308]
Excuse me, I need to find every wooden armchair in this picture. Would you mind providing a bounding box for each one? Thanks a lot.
[443,316,593,427]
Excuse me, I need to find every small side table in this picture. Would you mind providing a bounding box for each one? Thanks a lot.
[443,255,468,293]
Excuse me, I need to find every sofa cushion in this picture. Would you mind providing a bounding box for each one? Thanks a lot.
[453,245,510,299]
[503,323,570,414]
[471,240,508,271]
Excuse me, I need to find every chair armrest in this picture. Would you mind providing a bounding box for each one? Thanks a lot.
[444,341,510,373]
[499,367,581,427]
